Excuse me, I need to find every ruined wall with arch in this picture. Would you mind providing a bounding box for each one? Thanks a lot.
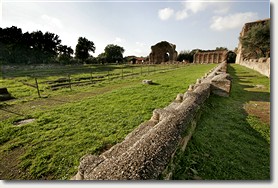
[149,41,178,64]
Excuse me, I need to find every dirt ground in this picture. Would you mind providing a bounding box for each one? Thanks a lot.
[244,101,270,125]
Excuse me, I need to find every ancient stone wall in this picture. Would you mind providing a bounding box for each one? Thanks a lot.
[72,61,232,180]
[239,58,270,78]
[193,50,228,64]
[235,18,270,64]
[235,18,270,78]
[149,41,178,64]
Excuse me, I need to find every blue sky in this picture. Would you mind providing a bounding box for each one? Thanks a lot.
[0,0,270,57]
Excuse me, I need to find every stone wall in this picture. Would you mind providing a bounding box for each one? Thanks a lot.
[193,50,228,64]
[235,18,270,64]
[238,58,270,78]
[149,41,178,64]
[235,18,270,78]
[71,61,232,180]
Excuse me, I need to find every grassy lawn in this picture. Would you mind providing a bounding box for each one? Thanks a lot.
[0,63,216,180]
[1,64,178,104]
[172,64,270,180]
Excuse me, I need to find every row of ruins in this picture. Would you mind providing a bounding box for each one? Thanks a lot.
[128,41,229,65]
[130,18,270,68]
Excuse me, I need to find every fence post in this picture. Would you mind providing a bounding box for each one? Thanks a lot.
[68,74,72,91]
[131,65,134,78]
[35,77,41,98]
[90,70,93,83]
[121,66,124,79]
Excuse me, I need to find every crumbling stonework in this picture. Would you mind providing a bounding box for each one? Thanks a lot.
[235,18,270,64]
[72,61,232,180]
[238,58,270,78]
[193,50,228,64]
[235,18,270,78]
[149,41,178,64]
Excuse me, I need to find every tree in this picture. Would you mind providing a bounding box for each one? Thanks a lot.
[215,47,228,51]
[0,26,26,64]
[97,53,106,64]
[75,37,95,62]
[177,49,198,63]
[0,26,70,64]
[57,45,74,63]
[27,31,62,64]
[104,44,124,64]
[240,20,270,59]
[177,50,191,62]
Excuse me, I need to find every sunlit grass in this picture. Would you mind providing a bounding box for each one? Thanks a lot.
[0,63,215,180]
[172,64,270,180]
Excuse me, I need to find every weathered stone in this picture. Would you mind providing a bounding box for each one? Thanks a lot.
[72,62,232,180]
[211,73,232,97]
[235,18,270,78]
[142,80,153,84]
[149,41,178,64]
[193,50,228,64]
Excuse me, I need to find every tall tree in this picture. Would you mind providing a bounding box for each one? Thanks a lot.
[0,26,68,64]
[97,53,106,64]
[57,45,74,63]
[240,20,270,59]
[29,31,61,63]
[75,37,95,62]
[104,44,124,64]
[177,50,191,62]
[0,26,25,64]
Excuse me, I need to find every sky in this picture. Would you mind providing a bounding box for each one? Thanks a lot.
[0,0,271,58]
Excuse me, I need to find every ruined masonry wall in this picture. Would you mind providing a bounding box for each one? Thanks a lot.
[72,61,232,180]
[238,58,270,78]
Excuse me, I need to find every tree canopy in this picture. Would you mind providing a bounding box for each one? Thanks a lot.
[104,44,125,64]
[177,49,198,63]
[240,20,270,59]
[75,37,95,62]
[0,26,73,64]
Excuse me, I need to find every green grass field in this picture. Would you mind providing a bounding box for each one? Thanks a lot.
[0,63,216,180]
[172,64,270,180]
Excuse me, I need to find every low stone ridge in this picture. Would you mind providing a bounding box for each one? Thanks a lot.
[72,61,232,180]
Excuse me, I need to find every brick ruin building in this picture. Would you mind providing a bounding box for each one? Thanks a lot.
[149,41,178,64]
[193,50,228,64]
[235,18,270,64]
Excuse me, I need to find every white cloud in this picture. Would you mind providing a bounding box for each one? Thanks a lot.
[184,0,208,14]
[176,9,189,20]
[175,0,232,20]
[41,14,63,29]
[114,37,125,44]
[210,12,258,31]
[158,8,174,20]
[175,0,210,20]
[214,7,230,15]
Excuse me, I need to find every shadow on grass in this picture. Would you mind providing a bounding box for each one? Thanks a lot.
[172,64,270,180]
